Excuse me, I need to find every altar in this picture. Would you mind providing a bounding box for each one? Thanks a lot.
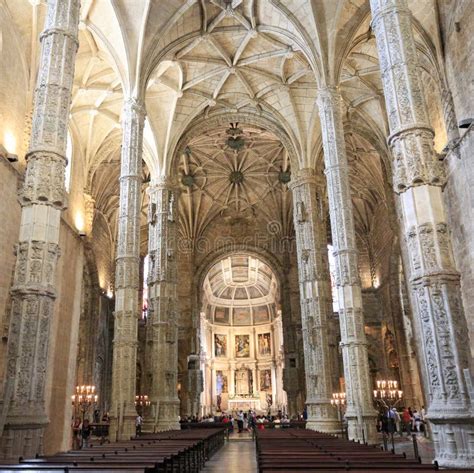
[228,395,261,412]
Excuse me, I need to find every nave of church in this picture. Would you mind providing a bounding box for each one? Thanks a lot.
[0,0,473,471]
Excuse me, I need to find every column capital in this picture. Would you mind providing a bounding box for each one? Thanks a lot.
[316,86,343,107]
[370,0,411,25]
[123,97,146,118]
[147,176,180,194]
[288,168,324,190]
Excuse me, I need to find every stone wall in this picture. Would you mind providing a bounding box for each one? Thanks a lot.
[0,5,28,168]
[0,160,22,389]
[439,0,474,356]
[0,156,86,454]
[44,220,84,455]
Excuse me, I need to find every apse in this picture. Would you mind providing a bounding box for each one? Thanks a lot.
[199,253,287,415]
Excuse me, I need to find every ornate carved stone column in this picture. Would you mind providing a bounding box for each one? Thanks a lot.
[183,283,204,418]
[281,274,301,418]
[289,169,339,433]
[0,0,80,460]
[370,0,474,466]
[317,88,378,443]
[109,98,145,441]
[145,178,180,431]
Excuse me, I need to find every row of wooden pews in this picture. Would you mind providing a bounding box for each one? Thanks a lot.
[255,429,474,472]
[0,428,225,473]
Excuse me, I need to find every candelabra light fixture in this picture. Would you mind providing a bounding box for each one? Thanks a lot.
[330,392,346,438]
[373,380,403,408]
[72,385,98,411]
[374,380,403,453]
[135,394,151,414]
[71,385,98,444]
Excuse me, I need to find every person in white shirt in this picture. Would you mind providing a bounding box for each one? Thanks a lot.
[135,414,143,436]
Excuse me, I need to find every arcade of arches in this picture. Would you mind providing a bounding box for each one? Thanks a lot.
[0,0,472,469]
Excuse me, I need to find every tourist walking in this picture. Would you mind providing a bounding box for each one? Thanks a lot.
[413,409,421,432]
[401,408,412,437]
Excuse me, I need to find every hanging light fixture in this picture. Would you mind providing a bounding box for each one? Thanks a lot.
[226,122,245,151]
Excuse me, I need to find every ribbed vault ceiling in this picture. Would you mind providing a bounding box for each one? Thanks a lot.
[178,124,293,241]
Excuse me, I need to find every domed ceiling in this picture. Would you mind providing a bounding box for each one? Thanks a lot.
[203,254,279,326]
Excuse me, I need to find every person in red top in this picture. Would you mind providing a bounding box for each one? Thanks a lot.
[401,407,412,437]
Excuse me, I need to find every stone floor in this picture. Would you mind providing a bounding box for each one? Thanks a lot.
[379,432,435,464]
[202,432,257,472]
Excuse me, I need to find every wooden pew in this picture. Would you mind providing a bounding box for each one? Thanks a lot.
[255,429,474,473]
[0,428,225,473]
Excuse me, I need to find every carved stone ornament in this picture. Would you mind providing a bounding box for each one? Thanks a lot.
[290,169,340,434]
[1,0,81,461]
[317,86,377,444]
[370,0,474,467]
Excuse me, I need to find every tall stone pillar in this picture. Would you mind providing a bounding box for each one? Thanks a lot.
[0,0,80,460]
[370,0,474,466]
[109,98,145,441]
[281,271,301,417]
[289,169,339,433]
[145,178,180,431]
[317,88,378,443]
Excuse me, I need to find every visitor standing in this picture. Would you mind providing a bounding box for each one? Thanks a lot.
[135,414,143,436]
[81,419,92,449]
[391,408,401,434]
[237,410,244,433]
[72,417,81,450]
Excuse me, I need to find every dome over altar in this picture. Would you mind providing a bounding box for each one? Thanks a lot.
[202,254,279,326]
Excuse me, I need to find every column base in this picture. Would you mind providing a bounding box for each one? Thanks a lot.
[346,414,378,445]
[305,402,340,435]
[155,399,180,432]
[430,415,474,468]
[0,417,48,461]
[109,413,136,442]
[0,405,49,461]
[305,419,341,435]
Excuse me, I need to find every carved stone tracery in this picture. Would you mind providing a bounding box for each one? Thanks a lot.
[317,87,378,444]
[109,98,145,442]
[0,0,80,460]
[144,178,180,431]
[289,168,339,433]
[370,0,474,467]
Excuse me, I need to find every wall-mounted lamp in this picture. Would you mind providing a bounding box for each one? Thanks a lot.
[0,144,18,162]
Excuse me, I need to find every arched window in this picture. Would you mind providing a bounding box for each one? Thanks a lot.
[64,131,73,191]
[327,244,339,312]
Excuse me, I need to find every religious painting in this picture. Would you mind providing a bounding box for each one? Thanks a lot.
[235,368,251,395]
[254,305,269,324]
[260,369,272,391]
[214,306,229,324]
[235,334,250,358]
[214,334,227,357]
[216,370,228,394]
[233,307,251,325]
[258,333,271,356]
